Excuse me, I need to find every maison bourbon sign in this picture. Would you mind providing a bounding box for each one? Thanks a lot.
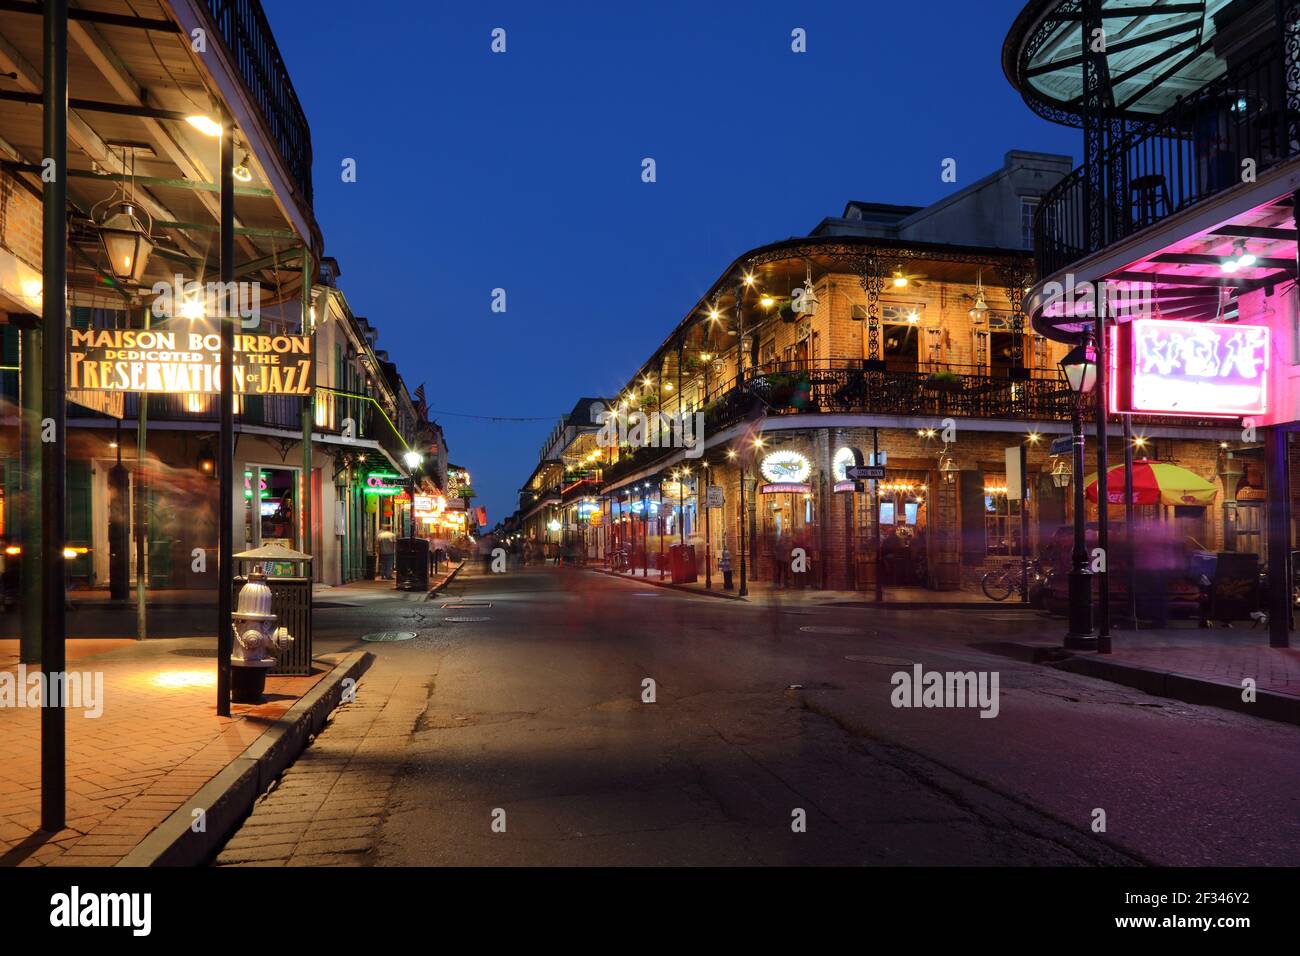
[67,327,312,396]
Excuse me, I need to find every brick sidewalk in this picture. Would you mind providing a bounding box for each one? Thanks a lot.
[1095,628,1300,698]
[0,640,329,867]
[215,668,428,866]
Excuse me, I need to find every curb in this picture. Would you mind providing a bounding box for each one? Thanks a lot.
[115,649,374,867]
[1051,653,1300,727]
[589,567,747,601]
[589,567,1023,610]
[427,560,465,598]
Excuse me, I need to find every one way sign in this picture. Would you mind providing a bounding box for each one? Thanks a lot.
[846,465,886,480]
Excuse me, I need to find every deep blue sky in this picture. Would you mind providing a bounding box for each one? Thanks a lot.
[269,0,1078,526]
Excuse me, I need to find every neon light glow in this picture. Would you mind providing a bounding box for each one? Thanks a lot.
[759,450,811,484]
[1110,318,1268,418]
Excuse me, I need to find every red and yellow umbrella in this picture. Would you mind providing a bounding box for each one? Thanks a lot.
[1083,460,1217,506]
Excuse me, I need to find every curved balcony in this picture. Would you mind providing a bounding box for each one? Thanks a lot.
[1034,27,1298,279]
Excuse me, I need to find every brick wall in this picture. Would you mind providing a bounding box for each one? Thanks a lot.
[0,170,41,271]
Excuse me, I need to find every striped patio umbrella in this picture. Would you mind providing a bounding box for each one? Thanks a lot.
[1083,460,1217,506]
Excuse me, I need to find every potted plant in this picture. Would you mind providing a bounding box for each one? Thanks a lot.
[924,369,963,392]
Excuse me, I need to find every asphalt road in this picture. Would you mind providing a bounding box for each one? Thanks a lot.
[213,564,1300,866]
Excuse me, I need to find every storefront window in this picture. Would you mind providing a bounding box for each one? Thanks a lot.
[244,466,300,551]
[983,475,1023,555]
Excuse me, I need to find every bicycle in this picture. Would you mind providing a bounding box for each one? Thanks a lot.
[981,557,1048,602]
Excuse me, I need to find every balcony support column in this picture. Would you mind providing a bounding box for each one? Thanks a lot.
[39,0,68,834]
[1093,319,1111,652]
[301,251,315,567]
[216,110,235,717]
[16,316,41,664]
[1265,425,1292,647]
[1080,0,1112,253]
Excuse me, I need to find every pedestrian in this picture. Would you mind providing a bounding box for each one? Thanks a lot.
[377,525,397,580]
[720,544,733,591]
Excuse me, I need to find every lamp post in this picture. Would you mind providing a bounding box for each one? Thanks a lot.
[1060,342,1097,649]
[403,449,421,539]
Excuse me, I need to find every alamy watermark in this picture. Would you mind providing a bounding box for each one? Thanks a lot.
[891,664,999,718]
[1039,275,1154,322]
[590,401,705,460]
[0,665,104,718]
[151,273,262,329]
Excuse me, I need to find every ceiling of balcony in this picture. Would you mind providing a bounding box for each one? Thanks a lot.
[0,0,312,310]
[1005,0,1248,123]
[1037,192,1296,335]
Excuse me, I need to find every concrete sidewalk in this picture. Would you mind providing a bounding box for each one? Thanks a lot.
[58,560,467,610]
[590,565,1018,609]
[996,624,1300,724]
[0,638,366,866]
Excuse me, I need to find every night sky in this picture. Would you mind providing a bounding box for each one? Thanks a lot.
[269,0,1077,527]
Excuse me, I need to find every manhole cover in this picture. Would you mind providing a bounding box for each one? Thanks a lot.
[444,616,490,623]
[845,655,914,666]
[361,631,416,642]
[799,625,871,635]
[441,602,492,609]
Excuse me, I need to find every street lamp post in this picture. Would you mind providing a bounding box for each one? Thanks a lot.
[403,449,421,539]
[1060,342,1097,649]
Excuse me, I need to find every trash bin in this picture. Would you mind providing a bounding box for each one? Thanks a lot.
[669,544,698,584]
[233,544,313,676]
[396,537,430,591]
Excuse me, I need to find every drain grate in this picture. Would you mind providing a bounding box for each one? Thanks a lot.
[361,631,417,642]
[799,625,873,635]
[444,616,490,623]
[441,602,492,609]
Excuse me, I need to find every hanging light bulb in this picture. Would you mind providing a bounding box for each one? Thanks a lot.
[232,148,253,183]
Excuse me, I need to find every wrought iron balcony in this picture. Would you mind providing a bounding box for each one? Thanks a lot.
[1035,26,1298,278]
[200,0,314,204]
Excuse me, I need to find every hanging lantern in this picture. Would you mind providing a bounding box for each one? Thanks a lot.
[796,261,819,315]
[98,201,154,285]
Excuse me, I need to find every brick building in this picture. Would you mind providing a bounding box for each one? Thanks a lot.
[527,152,1240,597]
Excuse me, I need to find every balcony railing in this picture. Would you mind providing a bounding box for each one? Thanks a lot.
[1035,30,1298,277]
[201,0,314,204]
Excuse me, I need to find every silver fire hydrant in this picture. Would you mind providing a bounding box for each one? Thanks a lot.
[230,567,294,702]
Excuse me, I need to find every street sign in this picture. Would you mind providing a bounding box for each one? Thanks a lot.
[846,465,885,480]
[706,485,724,508]
[1049,435,1072,456]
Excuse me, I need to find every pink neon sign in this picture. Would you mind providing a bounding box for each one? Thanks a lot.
[1110,318,1268,418]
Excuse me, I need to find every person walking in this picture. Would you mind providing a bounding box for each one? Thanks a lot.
[377,525,397,580]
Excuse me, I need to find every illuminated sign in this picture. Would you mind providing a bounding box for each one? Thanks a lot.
[759,449,811,484]
[833,446,863,493]
[761,482,812,495]
[1110,319,1268,417]
[67,326,311,395]
[832,447,859,482]
[363,472,404,496]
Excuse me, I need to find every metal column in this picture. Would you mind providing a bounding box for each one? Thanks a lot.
[216,113,235,716]
[18,319,41,664]
[301,252,315,566]
[1094,320,1111,652]
[1265,426,1292,648]
[40,0,68,833]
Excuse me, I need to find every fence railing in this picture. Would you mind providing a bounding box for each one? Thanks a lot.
[201,0,314,204]
[1035,28,1297,277]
